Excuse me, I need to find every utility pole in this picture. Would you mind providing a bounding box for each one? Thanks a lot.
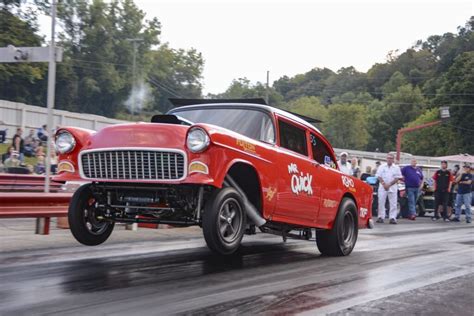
[44,0,58,193]
[265,70,270,105]
[126,38,143,116]
[0,2,62,193]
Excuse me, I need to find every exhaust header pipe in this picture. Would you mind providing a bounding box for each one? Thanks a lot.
[225,175,266,227]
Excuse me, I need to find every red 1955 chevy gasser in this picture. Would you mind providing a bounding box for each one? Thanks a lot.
[53,99,373,256]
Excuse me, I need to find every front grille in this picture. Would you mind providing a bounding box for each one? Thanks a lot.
[80,149,185,180]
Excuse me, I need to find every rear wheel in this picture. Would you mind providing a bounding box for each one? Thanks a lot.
[202,187,246,255]
[316,198,358,256]
[68,184,114,246]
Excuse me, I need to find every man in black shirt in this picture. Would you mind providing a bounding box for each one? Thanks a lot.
[453,164,472,223]
[432,160,453,221]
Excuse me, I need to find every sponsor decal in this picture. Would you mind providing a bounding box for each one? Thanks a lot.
[288,163,313,196]
[360,207,368,217]
[341,175,354,188]
[324,155,332,165]
[265,187,277,201]
[236,139,256,154]
[323,198,338,208]
[188,161,209,174]
[341,175,356,192]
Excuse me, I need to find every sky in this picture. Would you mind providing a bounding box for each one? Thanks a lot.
[40,0,473,94]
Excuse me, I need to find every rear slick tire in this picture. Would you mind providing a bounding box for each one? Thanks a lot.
[202,187,246,255]
[316,197,358,256]
[68,184,114,246]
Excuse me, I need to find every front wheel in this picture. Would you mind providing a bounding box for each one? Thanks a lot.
[316,198,358,256]
[202,187,246,255]
[68,184,114,246]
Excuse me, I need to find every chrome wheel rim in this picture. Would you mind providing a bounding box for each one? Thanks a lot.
[217,198,243,243]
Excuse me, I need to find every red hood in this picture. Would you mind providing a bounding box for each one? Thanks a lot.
[84,123,189,150]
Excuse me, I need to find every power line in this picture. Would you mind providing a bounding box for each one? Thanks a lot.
[69,58,131,68]
[68,64,129,73]
[147,77,183,98]
[149,76,182,96]
[272,85,474,97]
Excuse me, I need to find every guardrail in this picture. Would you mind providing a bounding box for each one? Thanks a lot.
[0,174,63,192]
[0,190,71,235]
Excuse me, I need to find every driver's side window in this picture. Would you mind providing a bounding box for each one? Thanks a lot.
[310,133,336,169]
[278,120,308,156]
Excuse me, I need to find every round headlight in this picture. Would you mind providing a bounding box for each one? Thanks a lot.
[186,127,210,153]
[55,131,76,154]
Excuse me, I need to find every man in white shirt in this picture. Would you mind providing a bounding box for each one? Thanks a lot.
[338,152,351,175]
[376,153,403,224]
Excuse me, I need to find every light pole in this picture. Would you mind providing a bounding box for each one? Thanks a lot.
[44,0,58,193]
[395,106,450,162]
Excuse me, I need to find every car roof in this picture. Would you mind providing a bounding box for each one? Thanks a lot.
[168,102,323,135]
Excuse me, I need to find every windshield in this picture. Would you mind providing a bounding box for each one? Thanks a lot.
[171,107,275,143]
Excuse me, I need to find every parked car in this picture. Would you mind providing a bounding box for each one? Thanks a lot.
[53,99,373,256]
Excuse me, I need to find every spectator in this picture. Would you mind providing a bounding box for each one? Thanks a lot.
[449,165,460,217]
[401,159,424,220]
[37,124,48,142]
[23,129,37,157]
[2,146,14,163]
[361,166,372,181]
[432,160,454,221]
[50,144,58,174]
[4,150,21,168]
[372,161,381,176]
[34,155,46,174]
[338,152,351,175]
[350,157,361,178]
[452,164,472,223]
[35,144,45,159]
[11,128,25,162]
[376,153,403,224]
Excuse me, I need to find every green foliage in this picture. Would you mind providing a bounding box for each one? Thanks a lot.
[0,9,46,105]
[433,51,474,153]
[282,96,328,130]
[324,104,369,150]
[381,71,407,94]
[147,45,204,113]
[212,78,284,106]
[0,0,204,117]
[402,109,461,156]
[0,3,472,157]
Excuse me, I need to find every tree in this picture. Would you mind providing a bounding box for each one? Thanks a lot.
[381,71,407,95]
[324,104,369,150]
[283,96,328,131]
[364,84,426,152]
[0,6,47,105]
[54,0,161,116]
[147,44,204,113]
[213,78,283,106]
[402,108,461,156]
[434,51,474,154]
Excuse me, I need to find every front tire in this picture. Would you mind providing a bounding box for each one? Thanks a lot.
[202,187,246,255]
[316,198,358,256]
[68,184,114,246]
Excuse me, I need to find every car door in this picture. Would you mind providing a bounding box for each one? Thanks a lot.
[309,132,342,227]
[273,118,320,222]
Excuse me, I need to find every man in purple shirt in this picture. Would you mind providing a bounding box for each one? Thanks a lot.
[401,159,424,220]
